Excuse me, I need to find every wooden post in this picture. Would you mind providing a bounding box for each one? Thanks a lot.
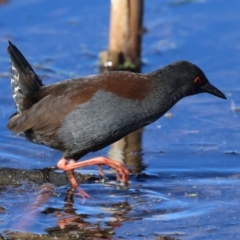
[100,0,145,174]
[100,0,143,72]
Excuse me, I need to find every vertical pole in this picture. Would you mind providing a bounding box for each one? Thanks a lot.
[99,0,144,174]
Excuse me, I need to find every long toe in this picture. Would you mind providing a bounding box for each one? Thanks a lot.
[76,187,90,199]
[57,156,130,184]
[97,164,105,178]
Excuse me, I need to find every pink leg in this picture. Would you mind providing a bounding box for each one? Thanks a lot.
[57,156,129,184]
[66,160,90,199]
[97,164,121,182]
[97,165,105,177]
[66,160,78,189]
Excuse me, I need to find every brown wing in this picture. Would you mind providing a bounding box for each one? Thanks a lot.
[7,94,75,136]
[8,71,149,136]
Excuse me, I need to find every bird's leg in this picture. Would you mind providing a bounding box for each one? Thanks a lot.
[57,156,129,184]
[97,165,106,178]
[61,159,90,199]
[97,164,121,182]
[66,168,77,191]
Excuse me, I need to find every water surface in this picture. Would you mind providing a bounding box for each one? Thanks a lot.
[0,0,240,239]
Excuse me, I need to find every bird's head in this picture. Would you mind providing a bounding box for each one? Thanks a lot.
[165,61,227,100]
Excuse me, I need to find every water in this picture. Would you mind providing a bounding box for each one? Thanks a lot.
[0,0,240,239]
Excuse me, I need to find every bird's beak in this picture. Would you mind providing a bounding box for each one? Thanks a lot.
[201,82,227,99]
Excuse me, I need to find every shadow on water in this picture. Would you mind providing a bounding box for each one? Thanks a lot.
[1,0,240,239]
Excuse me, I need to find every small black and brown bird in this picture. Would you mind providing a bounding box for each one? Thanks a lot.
[7,41,226,197]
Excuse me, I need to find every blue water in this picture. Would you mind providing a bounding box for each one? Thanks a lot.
[0,0,240,239]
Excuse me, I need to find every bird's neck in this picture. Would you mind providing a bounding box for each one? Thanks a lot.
[140,71,187,122]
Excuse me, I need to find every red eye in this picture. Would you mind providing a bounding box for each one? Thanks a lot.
[194,77,202,84]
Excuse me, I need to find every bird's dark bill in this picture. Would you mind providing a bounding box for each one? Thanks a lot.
[202,82,227,99]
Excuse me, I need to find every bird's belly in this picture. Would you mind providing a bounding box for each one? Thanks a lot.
[57,90,155,158]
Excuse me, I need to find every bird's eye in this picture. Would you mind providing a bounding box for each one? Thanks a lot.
[194,77,202,84]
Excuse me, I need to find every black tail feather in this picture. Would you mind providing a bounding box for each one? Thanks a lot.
[7,41,43,113]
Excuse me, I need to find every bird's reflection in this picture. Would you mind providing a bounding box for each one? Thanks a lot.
[44,190,134,238]
[108,129,147,175]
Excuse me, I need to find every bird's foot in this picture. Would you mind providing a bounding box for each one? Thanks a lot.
[97,164,106,178]
[57,157,129,184]
[75,187,90,200]
[64,187,90,204]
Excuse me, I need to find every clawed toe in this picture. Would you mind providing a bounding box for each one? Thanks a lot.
[77,187,90,199]
[56,156,130,189]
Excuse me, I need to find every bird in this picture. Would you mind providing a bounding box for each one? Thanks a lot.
[7,41,226,197]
